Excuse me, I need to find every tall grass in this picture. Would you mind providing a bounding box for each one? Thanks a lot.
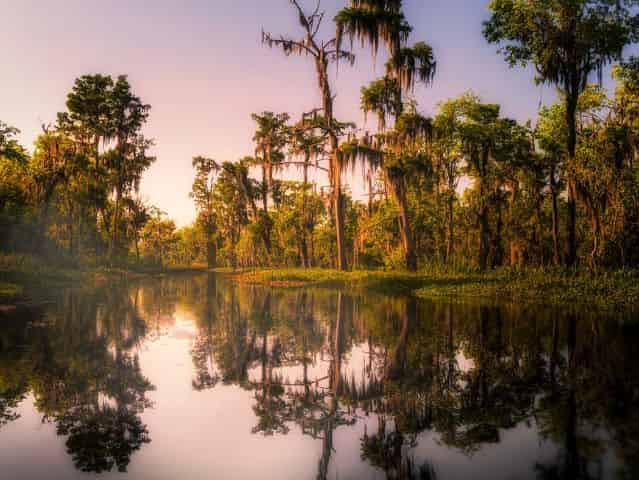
[233,265,639,311]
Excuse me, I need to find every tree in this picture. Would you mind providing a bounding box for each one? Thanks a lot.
[29,129,78,254]
[608,58,639,266]
[105,76,153,261]
[0,122,29,249]
[191,156,220,268]
[213,160,257,267]
[251,112,290,211]
[57,74,114,256]
[441,92,532,270]
[484,0,639,266]
[251,112,290,253]
[0,122,27,162]
[336,0,436,271]
[53,74,154,263]
[139,208,176,268]
[262,0,356,270]
[536,103,568,265]
[341,107,432,271]
[123,196,150,262]
[288,117,326,267]
[433,103,463,262]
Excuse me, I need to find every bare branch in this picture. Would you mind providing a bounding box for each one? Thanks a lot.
[262,30,317,57]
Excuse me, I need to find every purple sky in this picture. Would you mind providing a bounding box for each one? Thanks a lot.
[2,0,568,225]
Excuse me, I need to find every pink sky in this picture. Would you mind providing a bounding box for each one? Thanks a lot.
[2,0,563,225]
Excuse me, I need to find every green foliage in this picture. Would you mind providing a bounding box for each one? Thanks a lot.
[4,3,639,292]
[483,0,638,89]
[139,209,176,268]
[0,75,156,267]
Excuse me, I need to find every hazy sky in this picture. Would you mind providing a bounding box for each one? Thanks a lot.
[2,0,570,225]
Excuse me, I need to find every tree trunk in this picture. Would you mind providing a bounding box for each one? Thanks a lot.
[260,163,272,254]
[111,184,122,263]
[261,163,269,214]
[367,174,374,216]
[446,193,454,262]
[93,136,102,259]
[478,185,491,272]
[333,174,348,270]
[550,161,561,265]
[299,156,311,268]
[390,177,417,271]
[316,53,347,271]
[68,219,74,255]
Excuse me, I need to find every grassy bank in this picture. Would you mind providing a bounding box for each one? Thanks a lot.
[232,267,639,311]
[3,254,637,312]
[413,268,639,311]
[229,268,425,292]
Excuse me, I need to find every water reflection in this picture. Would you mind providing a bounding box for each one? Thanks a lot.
[0,284,154,473]
[0,273,638,479]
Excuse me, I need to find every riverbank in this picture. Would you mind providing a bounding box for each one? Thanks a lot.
[231,267,639,312]
[3,255,638,312]
[0,254,208,305]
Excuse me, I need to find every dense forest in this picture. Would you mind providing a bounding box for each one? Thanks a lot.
[3,0,639,274]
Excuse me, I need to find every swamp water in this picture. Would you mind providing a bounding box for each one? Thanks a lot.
[0,273,637,479]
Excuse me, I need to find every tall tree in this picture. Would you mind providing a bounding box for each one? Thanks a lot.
[336,0,436,271]
[213,160,257,267]
[251,112,289,211]
[251,112,289,253]
[484,0,639,266]
[341,107,432,271]
[262,0,356,270]
[536,103,568,266]
[191,156,220,268]
[29,129,77,254]
[0,122,29,250]
[57,74,114,256]
[288,117,325,267]
[440,93,530,271]
[433,104,463,262]
[105,76,152,261]
[139,207,175,268]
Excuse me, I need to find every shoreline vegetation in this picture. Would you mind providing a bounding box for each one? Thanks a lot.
[228,266,639,312]
[2,254,637,313]
[0,254,207,306]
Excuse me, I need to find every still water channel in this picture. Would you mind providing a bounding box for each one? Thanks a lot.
[0,273,637,479]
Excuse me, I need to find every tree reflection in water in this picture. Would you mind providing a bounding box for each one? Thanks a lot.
[180,275,639,480]
[1,274,638,479]
[0,283,154,473]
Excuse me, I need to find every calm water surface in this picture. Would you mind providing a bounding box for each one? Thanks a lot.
[0,273,637,479]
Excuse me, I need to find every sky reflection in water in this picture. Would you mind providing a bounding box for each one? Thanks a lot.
[0,273,637,480]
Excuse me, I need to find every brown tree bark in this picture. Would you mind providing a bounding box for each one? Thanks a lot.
[389,177,417,271]
[317,51,347,271]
